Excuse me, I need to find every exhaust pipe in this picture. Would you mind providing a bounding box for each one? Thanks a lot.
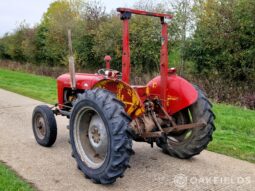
[68,29,76,90]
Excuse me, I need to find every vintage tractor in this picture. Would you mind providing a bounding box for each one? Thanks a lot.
[32,8,215,184]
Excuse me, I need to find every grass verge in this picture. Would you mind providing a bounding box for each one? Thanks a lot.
[207,104,255,163]
[0,68,57,103]
[0,68,254,164]
[0,162,35,191]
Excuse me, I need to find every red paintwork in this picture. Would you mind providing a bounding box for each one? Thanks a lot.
[147,74,198,115]
[57,8,198,116]
[121,19,131,83]
[117,8,173,19]
[57,72,198,115]
[104,55,111,69]
[57,73,104,107]
[118,8,171,110]
[131,85,148,103]
[93,80,145,118]
[160,21,169,109]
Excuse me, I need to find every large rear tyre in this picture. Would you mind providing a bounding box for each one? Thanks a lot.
[156,87,215,159]
[70,89,132,184]
[32,105,57,147]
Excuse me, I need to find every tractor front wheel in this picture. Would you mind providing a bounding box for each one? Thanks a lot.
[69,89,132,184]
[32,105,57,147]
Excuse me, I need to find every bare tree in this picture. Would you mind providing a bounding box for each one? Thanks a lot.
[170,0,195,75]
[80,0,106,29]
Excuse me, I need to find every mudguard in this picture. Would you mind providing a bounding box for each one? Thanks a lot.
[93,79,145,118]
[147,74,198,115]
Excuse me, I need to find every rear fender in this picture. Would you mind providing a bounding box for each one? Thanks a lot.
[93,79,145,118]
[147,75,198,115]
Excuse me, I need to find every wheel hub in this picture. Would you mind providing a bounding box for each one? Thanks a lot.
[91,128,101,143]
[88,115,108,155]
[74,106,109,169]
[35,115,46,139]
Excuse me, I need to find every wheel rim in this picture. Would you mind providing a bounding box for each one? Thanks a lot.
[167,130,192,144]
[34,113,46,139]
[74,106,108,169]
[167,109,193,145]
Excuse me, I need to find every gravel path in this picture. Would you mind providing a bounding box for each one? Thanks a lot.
[0,88,254,191]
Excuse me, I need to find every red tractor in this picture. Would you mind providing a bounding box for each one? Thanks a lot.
[32,8,215,184]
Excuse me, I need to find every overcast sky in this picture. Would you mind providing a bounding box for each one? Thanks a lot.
[0,0,137,37]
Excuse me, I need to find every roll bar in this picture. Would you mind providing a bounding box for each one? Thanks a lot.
[117,8,173,108]
[117,8,173,19]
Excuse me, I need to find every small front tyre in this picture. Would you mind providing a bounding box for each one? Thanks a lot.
[32,105,57,147]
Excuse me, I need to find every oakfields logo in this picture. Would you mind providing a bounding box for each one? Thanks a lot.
[173,174,188,188]
[173,174,251,188]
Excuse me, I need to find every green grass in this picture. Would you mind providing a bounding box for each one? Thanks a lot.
[208,104,255,163]
[0,68,57,104]
[0,68,254,164]
[0,163,35,191]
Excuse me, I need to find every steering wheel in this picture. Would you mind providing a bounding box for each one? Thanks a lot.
[97,68,122,79]
[97,68,112,75]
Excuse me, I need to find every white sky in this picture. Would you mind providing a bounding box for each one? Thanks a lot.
[0,0,137,37]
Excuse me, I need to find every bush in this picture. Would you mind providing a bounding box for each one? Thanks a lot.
[184,0,255,83]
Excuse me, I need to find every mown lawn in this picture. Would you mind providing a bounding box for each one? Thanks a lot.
[0,68,57,104]
[208,104,255,163]
[0,68,254,164]
[0,163,35,191]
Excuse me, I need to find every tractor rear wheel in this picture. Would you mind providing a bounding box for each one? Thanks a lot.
[32,105,57,147]
[69,89,132,184]
[156,87,215,159]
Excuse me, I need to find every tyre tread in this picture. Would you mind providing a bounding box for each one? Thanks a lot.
[70,88,132,184]
[159,86,215,159]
